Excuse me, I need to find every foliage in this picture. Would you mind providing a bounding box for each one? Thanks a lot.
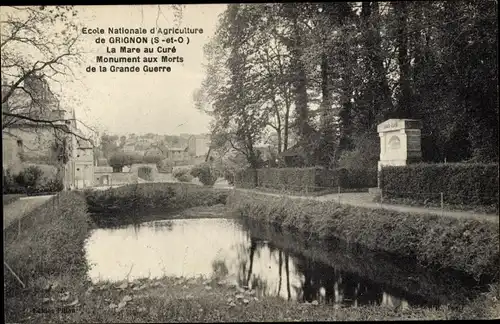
[157,159,174,173]
[195,4,271,172]
[4,164,64,194]
[108,152,142,170]
[234,167,376,191]
[173,168,193,183]
[381,163,499,207]
[228,190,500,279]
[199,1,498,171]
[100,133,120,159]
[1,6,92,142]
[84,183,229,216]
[137,166,153,181]
[143,155,162,164]
[14,165,43,189]
[190,162,218,186]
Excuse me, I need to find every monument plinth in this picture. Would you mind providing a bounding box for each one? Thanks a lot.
[377,119,422,188]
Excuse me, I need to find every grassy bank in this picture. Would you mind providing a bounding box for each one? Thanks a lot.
[227,191,500,280]
[240,217,486,307]
[84,183,229,215]
[4,191,92,321]
[373,195,499,215]
[3,193,26,206]
[6,274,487,323]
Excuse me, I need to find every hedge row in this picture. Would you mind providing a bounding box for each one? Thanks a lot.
[227,190,500,279]
[235,167,377,191]
[84,182,229,215]
[381,163,499,206]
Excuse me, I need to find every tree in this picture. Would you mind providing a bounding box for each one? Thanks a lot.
[108,152,141,172]
[1,6,97,190]
[1,6,84,131]
[196,4,269,185]
[99,133,119,159]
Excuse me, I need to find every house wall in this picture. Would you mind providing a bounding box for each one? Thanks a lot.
[73,148,94,189]
[195,137,210,157]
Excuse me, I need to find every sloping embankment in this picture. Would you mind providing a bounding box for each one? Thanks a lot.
[227,190,499,280]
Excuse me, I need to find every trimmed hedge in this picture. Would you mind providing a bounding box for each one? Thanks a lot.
[235,167,377,191]
[84,182,229,215]
[227,190,500,280]
[381,163,499,206]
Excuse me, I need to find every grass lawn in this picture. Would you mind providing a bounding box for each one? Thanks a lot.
[6,275,478,323]
[3,193,26,206]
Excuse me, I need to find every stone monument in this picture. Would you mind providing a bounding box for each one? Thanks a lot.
[376,119,422,188]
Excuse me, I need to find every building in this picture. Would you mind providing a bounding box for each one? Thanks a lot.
[166,147,189,161]
[187,134,211,158]
[3,108,95,190]
[2,109,75,189]
[64,109,95,190]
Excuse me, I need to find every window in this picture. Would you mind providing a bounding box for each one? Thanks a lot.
[16,140,24,153]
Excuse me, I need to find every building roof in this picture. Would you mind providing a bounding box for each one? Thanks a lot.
[168,146,187,152]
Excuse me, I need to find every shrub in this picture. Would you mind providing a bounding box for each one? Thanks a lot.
[157,159,174,173]
[190,162,217,186]
[337,167,378,189]
[14,165,43,193]
[235,167,375,192]
[224,171,235,185]
[108,152,143,171]
[3,168,23,194]
[143,155,163,164]
[84,182,229,215]
[381,163,499,206]
[173,168,193,182]
[227,191,499,279]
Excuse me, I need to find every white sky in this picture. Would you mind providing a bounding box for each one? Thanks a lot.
[58,4,227,137]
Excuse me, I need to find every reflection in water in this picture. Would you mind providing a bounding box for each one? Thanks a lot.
[85,217,476,308]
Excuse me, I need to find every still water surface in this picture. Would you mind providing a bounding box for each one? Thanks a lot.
[85,217,486,309]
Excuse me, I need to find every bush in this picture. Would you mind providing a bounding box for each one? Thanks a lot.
[84,183,229,216]
[14,165,43,189]
[3,168,24,194]
[227,191,500,279]
[157,159,174,173]
[381,163,499,206]
[190,162,217,186]
[173,168,193,182]
[337,167,378,189]
[234,167,375,192]
[224,171,235,185]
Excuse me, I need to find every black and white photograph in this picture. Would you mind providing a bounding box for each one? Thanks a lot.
[2,2,499,322]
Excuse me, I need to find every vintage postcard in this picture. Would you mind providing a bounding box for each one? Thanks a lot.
[2,3,499,322]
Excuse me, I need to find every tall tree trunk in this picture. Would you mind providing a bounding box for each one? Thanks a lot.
[365,1,394,125]
[393,1,412,118]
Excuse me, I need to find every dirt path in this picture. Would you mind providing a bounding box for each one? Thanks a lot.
[3,195,54,230]
[235,188,499,223]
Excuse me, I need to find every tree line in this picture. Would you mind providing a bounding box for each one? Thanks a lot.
[195,1,498,171]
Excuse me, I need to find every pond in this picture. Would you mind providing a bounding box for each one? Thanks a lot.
[85,215,489,309]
